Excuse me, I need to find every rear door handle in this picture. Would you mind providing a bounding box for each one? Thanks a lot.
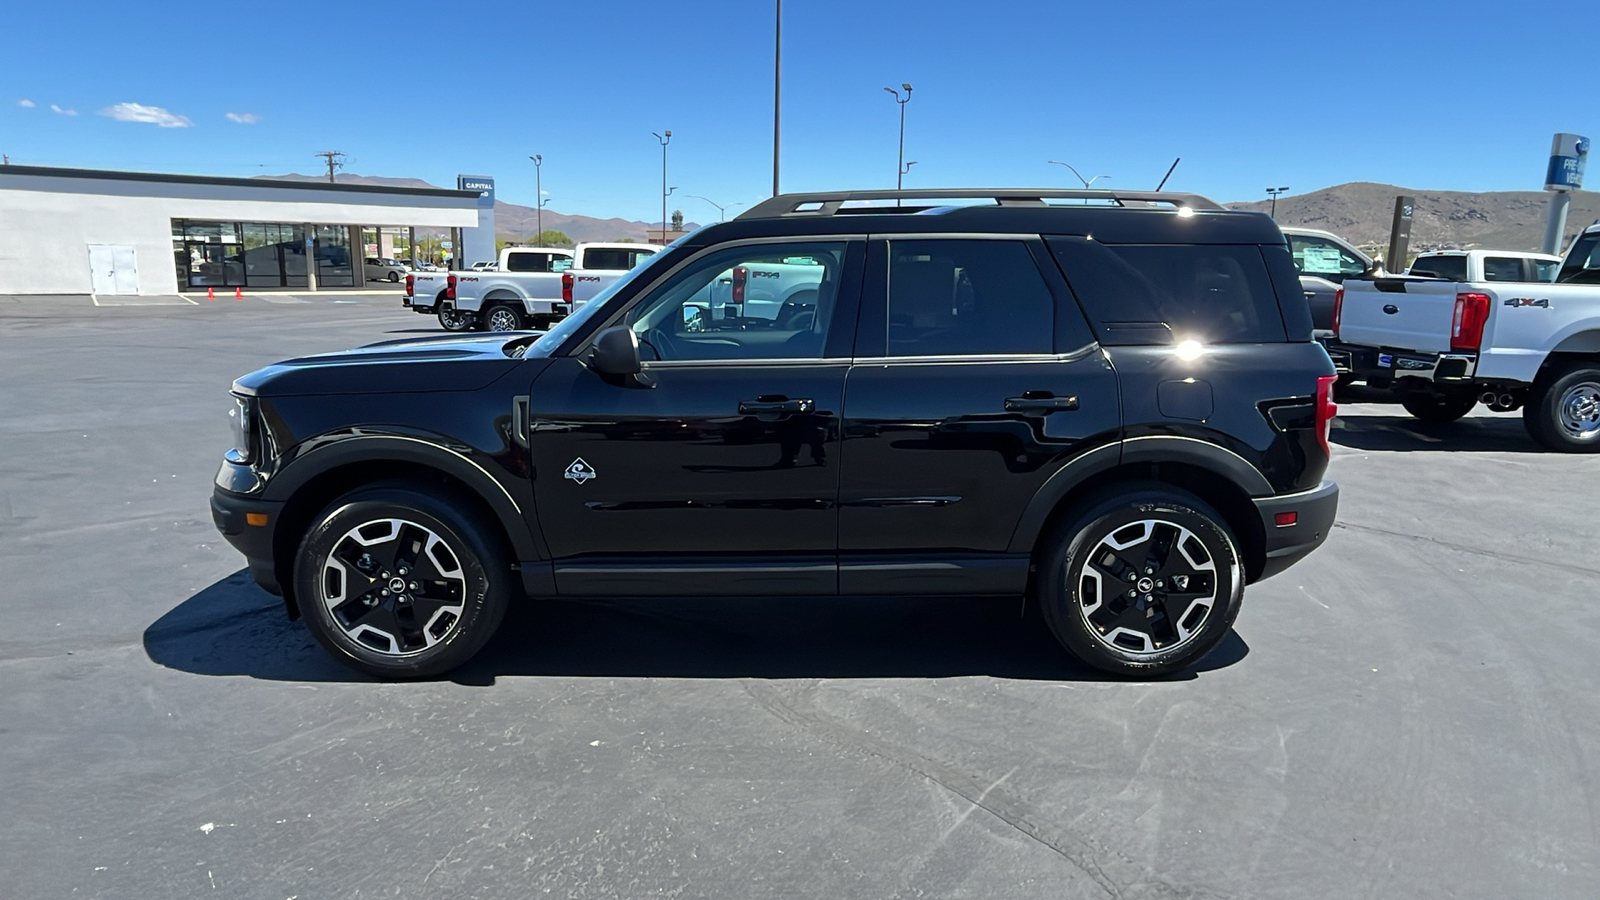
[1005,392,1079,412]
[739,397,814,415]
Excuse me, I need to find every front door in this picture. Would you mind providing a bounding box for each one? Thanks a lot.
[528,238,864,596]
[837,236,1121,595]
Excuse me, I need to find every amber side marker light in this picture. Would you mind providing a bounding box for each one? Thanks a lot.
[246,513,270,527]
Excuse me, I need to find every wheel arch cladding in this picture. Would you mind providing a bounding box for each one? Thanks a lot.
[1016,461,1267,584]
[269,457,532,619]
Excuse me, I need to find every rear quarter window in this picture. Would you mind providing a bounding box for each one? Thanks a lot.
[1046,239,1288,344]
[1408,255,1468,281]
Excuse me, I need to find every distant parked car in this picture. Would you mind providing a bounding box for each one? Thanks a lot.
[1280,227,1374,332]
[364,258,407,282]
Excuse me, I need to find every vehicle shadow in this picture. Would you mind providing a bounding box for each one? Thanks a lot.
[1332,412,1539,453]
[143,570,1249,685]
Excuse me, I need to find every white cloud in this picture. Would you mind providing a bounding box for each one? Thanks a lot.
[17,99,35,108]
[224,112,260,124]
[50,104,77,116]
[99,102,192,128]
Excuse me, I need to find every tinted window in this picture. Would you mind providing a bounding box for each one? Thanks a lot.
[1047,239,1287,344]
[584,247,657,271]
[1558,234,1600,284]
[1534,260,1560,282]
[1408,255,1468,281]
[886,240,1053,356]
[1288,234,1366,280]
[625,242,845,361]
[504,252,550,272]
[1482,257,1524,282]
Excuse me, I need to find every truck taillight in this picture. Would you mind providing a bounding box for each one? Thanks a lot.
[1331,286,1344,337]
[1315,374,1338,457]
[446,274,456,301]
[561,272,573,304]
[1451,292,1490,351]
[731,266,747,305]
[405,274,414,296]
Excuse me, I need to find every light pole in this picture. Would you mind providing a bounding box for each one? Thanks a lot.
[1047,160,1110,189]
[773,0,781,197]
[534,157,544,238]
[900,161,918,180]
[652,130,672,243]
[688,195,743,222]
[539,198,551,241]
[1266,186,1290,219]
[884,83,912,189]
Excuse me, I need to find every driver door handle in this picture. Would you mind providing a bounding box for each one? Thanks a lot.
[739,397,815,415]
[1004,392,1079,412]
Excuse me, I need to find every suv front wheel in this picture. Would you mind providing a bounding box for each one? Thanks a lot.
[1037,486,1244,677]
[293,484,512,678]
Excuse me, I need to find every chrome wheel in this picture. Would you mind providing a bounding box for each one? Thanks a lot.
[1077,518,1219,657]
[1558,381,1600,441]
[485,305,521,332]
[319,518,467,657]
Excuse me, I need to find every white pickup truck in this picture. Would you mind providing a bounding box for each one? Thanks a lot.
[403,246,573,332]
[1326,225,1600,450]
[557,243,664,312]
[1405,249,1562,283]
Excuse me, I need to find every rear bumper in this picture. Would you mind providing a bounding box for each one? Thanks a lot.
[210,489,285,596]
[1319,338,1476,385]
[1252,480,1338,582]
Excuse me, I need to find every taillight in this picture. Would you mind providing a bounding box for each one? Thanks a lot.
[1331,286,1344,337]
[1315,374,1338,457]
[446,274,456,301]
[1451,292,1490,351]
[731,266,747,305]
[405,274,414,296]
[561,272,573,304]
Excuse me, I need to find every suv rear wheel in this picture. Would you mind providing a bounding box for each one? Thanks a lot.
[1525,364,1600,452]
[1037,486,1244,677]
[1399,389,1477,423]
[292,484,512,678]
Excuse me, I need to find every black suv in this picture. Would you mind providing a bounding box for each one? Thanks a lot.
[211,189,1339,679]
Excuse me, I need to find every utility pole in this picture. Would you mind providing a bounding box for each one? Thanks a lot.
[652,131,672,243]
[1266,186,1290,219]
[773,0,782,197]
[529,154,543,240]
[315,150,345,183]
[884,84,913,189]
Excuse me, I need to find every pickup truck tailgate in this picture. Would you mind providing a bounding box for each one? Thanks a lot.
[1338,278,1463,353]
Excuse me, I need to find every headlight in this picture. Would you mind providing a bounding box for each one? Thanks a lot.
[228,396,256,464]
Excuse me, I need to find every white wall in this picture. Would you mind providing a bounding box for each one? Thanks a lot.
[0,172,479,295]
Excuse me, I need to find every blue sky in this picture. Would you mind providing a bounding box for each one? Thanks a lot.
[3,0,1595,223]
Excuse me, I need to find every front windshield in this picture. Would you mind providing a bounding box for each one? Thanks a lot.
[530,235,693,354]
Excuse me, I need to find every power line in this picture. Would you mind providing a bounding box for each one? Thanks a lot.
[315,150,346,183]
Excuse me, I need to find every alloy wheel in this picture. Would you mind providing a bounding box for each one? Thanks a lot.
[487,308,520,331]
[1077,518,1219,656]
[319,518,467,656]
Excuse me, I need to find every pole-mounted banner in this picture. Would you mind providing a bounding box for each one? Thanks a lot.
[1545,133,1590,192]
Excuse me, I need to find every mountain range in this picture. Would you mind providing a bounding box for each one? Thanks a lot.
[257,173,700,244]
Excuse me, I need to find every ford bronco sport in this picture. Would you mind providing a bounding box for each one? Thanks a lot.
[211,188,1340,679]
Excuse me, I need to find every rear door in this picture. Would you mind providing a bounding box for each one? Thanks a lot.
[836,236,1120,595]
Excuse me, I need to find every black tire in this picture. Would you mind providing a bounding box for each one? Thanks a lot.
[292,484,512,678]
[483,302,524,332]
[1399,390,1477,423]
[1524,364,1600,452]
[1036,485,1244,677]
[387,271,401,283]
[437,305,475,332]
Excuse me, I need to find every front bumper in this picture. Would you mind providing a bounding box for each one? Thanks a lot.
[211,489,285,596]
[1252,480,1338,582]
[1319,338,1476,386]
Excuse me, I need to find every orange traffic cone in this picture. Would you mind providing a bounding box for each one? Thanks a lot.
[207,287,215,300]
[234,287,243,300]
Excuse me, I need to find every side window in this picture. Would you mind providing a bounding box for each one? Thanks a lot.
[624,241,846,362]
[551,257,573,272]
[584,248,651,270]
[886,240,1054,356]
[1409,255,1468,281]
[505,252,550,273]
[627,249,658,268]
[1534,260,1560,282]
[1482,257,1523,282]
[1558,235,1600,284]
[1047,239,1287,344]
[1289,235,1366,281]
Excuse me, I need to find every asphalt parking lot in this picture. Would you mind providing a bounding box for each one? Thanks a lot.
[3,294,1598,899]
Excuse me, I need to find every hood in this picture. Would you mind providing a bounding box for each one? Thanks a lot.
[233,332,543,397]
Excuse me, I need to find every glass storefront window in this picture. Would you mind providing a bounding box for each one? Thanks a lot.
[313,225,355,287]
[172,219,310,289]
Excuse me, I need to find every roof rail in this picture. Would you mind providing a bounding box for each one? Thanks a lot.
[738,188,1223,219]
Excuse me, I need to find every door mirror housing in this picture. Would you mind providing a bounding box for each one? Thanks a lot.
[587,326,654,387]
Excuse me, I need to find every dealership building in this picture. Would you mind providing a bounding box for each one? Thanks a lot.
[0,166,487,296]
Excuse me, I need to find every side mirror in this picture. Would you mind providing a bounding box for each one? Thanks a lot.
[588,326,652,386]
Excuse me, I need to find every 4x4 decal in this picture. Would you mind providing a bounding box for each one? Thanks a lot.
[1504,297,1551,308]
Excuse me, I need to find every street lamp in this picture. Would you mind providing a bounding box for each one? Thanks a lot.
[1266,186,1290,219]
[529,154,543,239]
[1047,160,1110,189]
[688,195,743,222]
[652,130,672,244]
[900,160,918,179]
[884,83,913,189]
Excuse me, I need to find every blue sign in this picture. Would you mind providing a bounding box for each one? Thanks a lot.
[457,174,496,208]
[1545,133,1589,192]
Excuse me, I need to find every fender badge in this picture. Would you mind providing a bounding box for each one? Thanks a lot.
[1504,297,1550,308]
[563,458,597,484]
